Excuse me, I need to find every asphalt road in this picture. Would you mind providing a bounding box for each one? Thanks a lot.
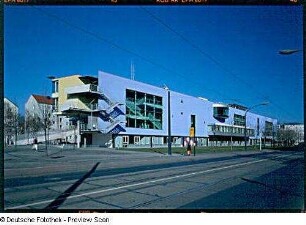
[4,145,304,211]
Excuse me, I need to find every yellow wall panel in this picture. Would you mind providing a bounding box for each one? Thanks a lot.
[58,75,83,106]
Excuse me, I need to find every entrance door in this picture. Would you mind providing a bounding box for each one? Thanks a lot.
[122,136,129,148]
[190,114,196,136]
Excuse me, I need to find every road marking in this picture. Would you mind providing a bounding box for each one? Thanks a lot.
[7,153,295,209]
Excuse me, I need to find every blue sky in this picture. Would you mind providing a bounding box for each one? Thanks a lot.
[4,5,303,123]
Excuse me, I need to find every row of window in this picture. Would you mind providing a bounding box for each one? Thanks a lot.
[208,124,255,136]
[122,136,164,145]
[121,136,185,146]
[126,89,163,106]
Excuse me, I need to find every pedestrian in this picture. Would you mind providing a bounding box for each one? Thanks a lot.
[187,142,191,156]
[33,138,38,151]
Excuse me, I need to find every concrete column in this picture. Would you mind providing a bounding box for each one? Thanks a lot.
[77,120,81,148]
[112,134,115,148]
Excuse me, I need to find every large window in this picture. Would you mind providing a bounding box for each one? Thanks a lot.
[53,80,58,93]
[265,121,273,136]
[126,89,163,130]
[234,114,245,126]
[213,107,229,118]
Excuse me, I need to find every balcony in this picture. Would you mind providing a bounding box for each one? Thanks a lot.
[80,120,99,132]
[65,84,101,96]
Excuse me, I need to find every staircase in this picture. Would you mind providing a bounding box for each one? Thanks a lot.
[98,93,125,134]
[147,114,162,130]
[126,100,144,118]
[126,99,162,130]
[100,120,125,134]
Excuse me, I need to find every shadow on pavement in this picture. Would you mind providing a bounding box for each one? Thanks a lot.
[179,158,304,210]
[44,162,100,210]
[6,151,301,189]
[50,156,65,159]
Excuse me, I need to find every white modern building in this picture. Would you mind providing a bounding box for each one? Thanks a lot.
[91,71,277,148]
[50,71,277,148]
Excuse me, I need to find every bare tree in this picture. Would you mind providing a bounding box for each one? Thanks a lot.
[4,100,18,146]
[42,105,53,155]
[17,114,25,135]
[276,128,298,147]
[25,110,44,143]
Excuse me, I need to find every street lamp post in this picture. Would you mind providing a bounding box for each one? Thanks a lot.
[46,76,56,156]
[244,102,269,151]
[278,49,301,55]
[164,85,171,155]
[91,104,93,130]
[231,122,233,151]
[89,99,96,130]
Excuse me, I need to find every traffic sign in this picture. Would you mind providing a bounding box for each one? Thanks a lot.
[189,127,195,137]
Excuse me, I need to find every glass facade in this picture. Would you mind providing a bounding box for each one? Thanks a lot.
[208,124,255,136]
[265,121,273,136]
[234,114,246,126]
[126,89,163,130]
[213,106,229,118]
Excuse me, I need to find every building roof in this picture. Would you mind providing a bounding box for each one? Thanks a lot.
[283,123,304,126]
[79,76,98,84]
[51,74,97,84]
[32,94,53,105]
[4,97,18,109]
[228,103,248,111]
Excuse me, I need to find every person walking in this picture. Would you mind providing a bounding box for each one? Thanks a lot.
[33,138,38,151]
[187,142,192,156]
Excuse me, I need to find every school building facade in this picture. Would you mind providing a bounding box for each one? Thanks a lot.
[93,71,277,148]
[50,71,277,148]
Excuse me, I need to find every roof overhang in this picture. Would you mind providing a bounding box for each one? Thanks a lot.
[60,108,92,117]
[79,76,98,84]
[213,103,228,108]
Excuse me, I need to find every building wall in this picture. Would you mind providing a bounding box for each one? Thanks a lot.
[25,96,44,119]
[25,95,55,129]
[92,133,112,147]
[227,108,277,139]
[52,75,85,130]
[25,96,36,117]
[170,92,219,137]
[98,71,168,136]
[4,98,18,116]
[57,75,83,107]
[98,71,277,141]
